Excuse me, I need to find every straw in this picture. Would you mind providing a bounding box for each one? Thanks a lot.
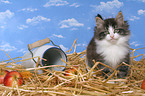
[0,40,145,95]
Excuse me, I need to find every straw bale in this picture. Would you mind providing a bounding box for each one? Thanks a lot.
[0,42,145,96]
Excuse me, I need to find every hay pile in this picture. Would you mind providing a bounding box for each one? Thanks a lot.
[0,41,145,96]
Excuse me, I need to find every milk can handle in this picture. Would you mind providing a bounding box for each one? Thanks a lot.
[28,37,50,50]
[27,37,61,64]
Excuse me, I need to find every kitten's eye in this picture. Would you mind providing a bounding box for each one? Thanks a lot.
[114,29,119,33]
[114,29,126,35]
[99,31,107,39]
[117,29,126,35]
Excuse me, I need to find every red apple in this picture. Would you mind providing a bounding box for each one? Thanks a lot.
[0,70,9,84]
[141,79,145,90]
[64,68,77,76]
[64,65,81,78]
[4,71,23,87]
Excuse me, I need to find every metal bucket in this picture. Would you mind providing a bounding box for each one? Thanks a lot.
[21,45,67,74]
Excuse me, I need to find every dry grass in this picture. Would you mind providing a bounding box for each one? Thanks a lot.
[0,40,145,96]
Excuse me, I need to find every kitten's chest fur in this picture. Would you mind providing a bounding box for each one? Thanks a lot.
[95,39,129,68]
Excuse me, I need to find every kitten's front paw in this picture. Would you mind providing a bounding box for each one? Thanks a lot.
[101,68,112,79]
[117,71,128,78]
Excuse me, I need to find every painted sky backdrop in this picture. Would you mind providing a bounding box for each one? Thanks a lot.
[0,0,145,61]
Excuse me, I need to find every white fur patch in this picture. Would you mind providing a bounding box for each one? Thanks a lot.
[108,26,114,37]
[107,26,119,41]
[95,35,130,68]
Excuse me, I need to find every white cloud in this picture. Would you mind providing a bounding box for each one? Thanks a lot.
[130,0,145,2]
[87,27,91,30]
[59,44,68,51]
[20,8,38,12]
[70,28,78,31]
[0,41,17,52]
[91,0,123,12]
[77,43,87,47]
[0,25,5,29]
[70,3,80,8]
[59,18,84,28]
[17,48,26,53]
[0,10,14,21]
[60,24,69,28]
[0,10,14,27]
[15,40,24,45]
[138,9,145,15]
[26,16,51,25]
[130,41,141,47]
[17,25,28,30]
[138,0,145,2]
[52,34,64,38]
[43,0,69,7]
[0,0,10,4]
[128,16,140,21]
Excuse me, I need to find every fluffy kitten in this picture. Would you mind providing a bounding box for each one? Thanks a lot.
[86,11,130,78]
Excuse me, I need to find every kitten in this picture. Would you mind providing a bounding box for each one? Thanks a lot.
[86,11,130,78]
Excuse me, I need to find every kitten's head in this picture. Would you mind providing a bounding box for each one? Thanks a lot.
[94,11,130,44]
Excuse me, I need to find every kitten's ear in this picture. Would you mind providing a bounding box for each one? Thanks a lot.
[97,14,103,20]
[115,11,124,26]
[95,17,104,29]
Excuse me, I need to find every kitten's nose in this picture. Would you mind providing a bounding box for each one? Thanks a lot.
[110,35,114,39]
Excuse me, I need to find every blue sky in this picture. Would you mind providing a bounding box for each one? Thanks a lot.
[0,0,145,61]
